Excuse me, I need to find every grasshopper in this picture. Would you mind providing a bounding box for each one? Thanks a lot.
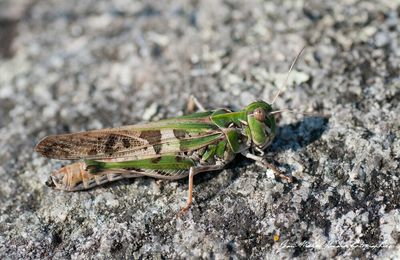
[35,50,306,215]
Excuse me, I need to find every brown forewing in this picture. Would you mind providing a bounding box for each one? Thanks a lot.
[35,128,163,160]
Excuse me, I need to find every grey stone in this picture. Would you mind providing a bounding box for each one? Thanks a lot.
[0,0,399,258]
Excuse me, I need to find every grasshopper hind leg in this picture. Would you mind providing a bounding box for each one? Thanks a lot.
[177,164,225,217]
[187,95,206,112]
[48,162,144,191]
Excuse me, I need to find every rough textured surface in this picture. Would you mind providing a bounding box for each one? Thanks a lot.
[0,0,399,258]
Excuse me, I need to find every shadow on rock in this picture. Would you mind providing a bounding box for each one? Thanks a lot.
[269,116,329,154]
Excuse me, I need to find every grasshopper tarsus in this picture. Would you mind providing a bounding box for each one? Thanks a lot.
[176,206,190,218]
[261,160,293,183]
[242,152,293,183]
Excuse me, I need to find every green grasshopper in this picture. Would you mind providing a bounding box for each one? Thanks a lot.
[35,50,305,216]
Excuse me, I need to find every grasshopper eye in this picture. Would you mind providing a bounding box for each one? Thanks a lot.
[253,108,266,122]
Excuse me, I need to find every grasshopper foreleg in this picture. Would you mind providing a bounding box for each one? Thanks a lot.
[177,164,225,217]
[242,152,293,183]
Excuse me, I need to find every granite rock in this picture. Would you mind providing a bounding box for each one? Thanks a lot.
[0,0,399,258]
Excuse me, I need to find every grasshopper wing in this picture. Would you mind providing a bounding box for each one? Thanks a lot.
[35,114,223,161]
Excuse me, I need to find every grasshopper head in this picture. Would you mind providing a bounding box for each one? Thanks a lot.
[245,101,276,149]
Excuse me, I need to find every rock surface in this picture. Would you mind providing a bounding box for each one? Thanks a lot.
[0,0,399,258]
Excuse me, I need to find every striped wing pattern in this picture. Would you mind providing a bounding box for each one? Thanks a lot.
[35,114,223,161]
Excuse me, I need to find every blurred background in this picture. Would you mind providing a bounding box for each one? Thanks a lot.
[0,0,399,258]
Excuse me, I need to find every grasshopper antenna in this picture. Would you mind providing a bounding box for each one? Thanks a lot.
[271,46,306,105]
[270,108,331,117]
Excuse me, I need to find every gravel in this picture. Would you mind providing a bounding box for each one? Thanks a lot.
[0,0,399,258]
